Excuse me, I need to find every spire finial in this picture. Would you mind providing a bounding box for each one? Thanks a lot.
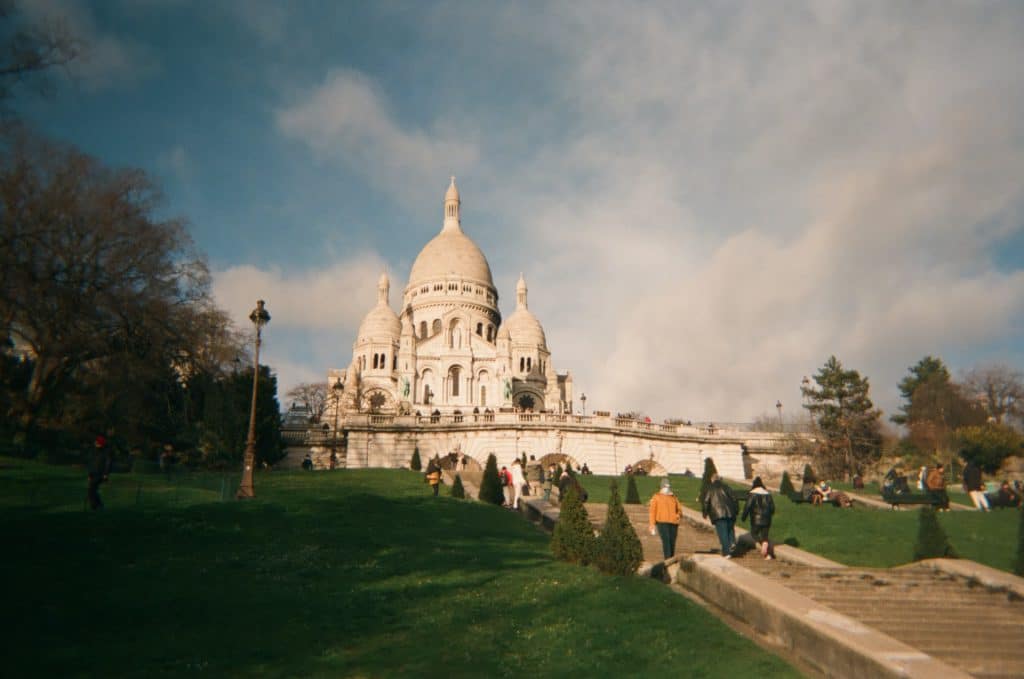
[516,273,528,310]
[442,176,461,233]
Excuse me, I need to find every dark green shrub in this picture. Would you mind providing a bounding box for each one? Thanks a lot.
[521,452,527,468]
[450,474,466,499]
[698,457,717,505]
[1014,507,1024,576]
[554,464,563,480]
[594,480,642,576]
[479,453,503,505]
[913,506,957,561]
[624,474,641,504]
[551,485,594,565]
[410,447,421,471]
[779,471,795,496]
[802,463,815,483]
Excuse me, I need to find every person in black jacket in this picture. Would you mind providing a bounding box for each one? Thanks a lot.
[961,456,989,512]
[741,477,776,559]
[87,435,113,510]
[702,473,738,557]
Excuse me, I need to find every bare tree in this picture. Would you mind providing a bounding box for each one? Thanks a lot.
[963,364,1024,426]
[0,2,82,102]
[0,128,217,441]
[285,381,329,423]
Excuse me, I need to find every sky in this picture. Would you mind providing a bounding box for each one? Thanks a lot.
[13,0,1024,423]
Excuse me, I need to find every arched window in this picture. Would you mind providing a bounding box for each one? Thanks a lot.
[393,355,397,370]
[372,354,378,369]
[476,322,483,336]
[480,385,487,406]
[486,325,493,341]
[527,357,532,371]
[520,357,525,372]
[449,365,461,397]
[419,321,427,338]
[432,319,442,335]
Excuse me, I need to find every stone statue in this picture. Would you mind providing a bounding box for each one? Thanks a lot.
[503,378,512,400]
[401,376,410,398]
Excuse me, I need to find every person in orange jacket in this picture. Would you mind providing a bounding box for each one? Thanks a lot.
[649,478,684,559]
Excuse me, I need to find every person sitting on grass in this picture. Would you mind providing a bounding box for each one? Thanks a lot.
[800,471,818,504]
[987,481,1022,509]
[926,463,950,511]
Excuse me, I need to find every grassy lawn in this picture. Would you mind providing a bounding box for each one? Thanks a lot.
[579,474,1021,572]
[1,458,800,678]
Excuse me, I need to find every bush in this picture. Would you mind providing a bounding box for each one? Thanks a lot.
[479,453,503,506]
[551,485,595,565]
[802,463,815,483]
[698,457,717,505]
[1015,508,1024,577]
[624,474,641,504]
[954,424,1023,474]
[913,506,957,561]
[554,464,563,480]
[410,448,421,471]
[779,471,795,496]
[450,474,466,499]
[594,480,642,576]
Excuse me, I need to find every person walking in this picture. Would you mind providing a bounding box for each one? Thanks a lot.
[425,456,442,497]
[500,466,513,507]
[648,478,683,559]
[961,456,989,512]
[926,463,950,511]
[87,435,113,510]
[740,477,776,559]
[526,455,544,498]
[702,473,739,557]
[510,458,526,509]
[543,463,555,501]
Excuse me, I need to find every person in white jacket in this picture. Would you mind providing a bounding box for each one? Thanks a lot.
[510,459,526,509]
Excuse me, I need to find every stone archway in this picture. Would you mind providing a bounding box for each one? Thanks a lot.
[539,452,580,471]
[631,459,668,476]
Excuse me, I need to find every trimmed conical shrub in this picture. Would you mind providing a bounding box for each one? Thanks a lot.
[479,453,504,506]
[551,485,595,565]
[450,474,466,499]
[699,457,718,505]
[1014,507,1024,576]
[803,463,815,483]
[410,447,421,471]
[780,471,795,496]
[594,480,642,575]
[913,506,957,561]
[624,474,641,504]
[521,452,527,468]
[555,464,563,480]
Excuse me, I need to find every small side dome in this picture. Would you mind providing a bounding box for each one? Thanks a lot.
[357,304,401,341]
[501,308,546,348]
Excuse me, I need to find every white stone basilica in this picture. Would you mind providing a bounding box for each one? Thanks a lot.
[328,178,572,417]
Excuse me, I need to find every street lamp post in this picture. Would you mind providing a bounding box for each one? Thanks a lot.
[331,377,344,467]
[776,400,783,431]
[581,393,587,416]
[236,300,270,499]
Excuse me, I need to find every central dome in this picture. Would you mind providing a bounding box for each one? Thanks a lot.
[408,230,494,287]
[407,177,495,289]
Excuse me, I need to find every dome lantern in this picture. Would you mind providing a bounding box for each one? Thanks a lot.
[442,176,461,234]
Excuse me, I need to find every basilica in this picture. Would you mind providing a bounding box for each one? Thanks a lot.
[328,178,573,416]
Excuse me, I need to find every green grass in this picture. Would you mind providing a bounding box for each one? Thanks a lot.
[1,458,800,678]
[579,474,1021,572]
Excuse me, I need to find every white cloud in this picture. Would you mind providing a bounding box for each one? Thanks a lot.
[275,69,479,207]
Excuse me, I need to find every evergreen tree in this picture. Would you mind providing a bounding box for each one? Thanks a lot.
[1015,507,1024,577]
[625,474,641,504]
[554,463,563,479]
[479,453,504,505]
[521,452,527,468]
[410,447,421,471]
[594,480,642,576]
[698,457,717,506]
[450,473,466,499]
[913,506,957,561]
[802,463,815,483]
[892,356,951,425]
[802,356,883,480]
[551,485,595,565]
[779,471,795,496]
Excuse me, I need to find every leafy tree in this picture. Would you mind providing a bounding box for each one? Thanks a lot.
[479,453,503,505]
[954,424,1023,474]
[912,506,957,561]
[594,480,642,576]
[698,457,717,506]
[410,447,421,471]
[963,364,1024,426]
[554,463,563,480]
[779,471,795,496]
[802,356,883,480]
[624,474,641,504]
[551,485,595,565]
[192,365,283,468]
[892,356,951,425]
[450,473,466,499]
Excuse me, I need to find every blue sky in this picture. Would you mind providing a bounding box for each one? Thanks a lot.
[15,0,1024,422]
